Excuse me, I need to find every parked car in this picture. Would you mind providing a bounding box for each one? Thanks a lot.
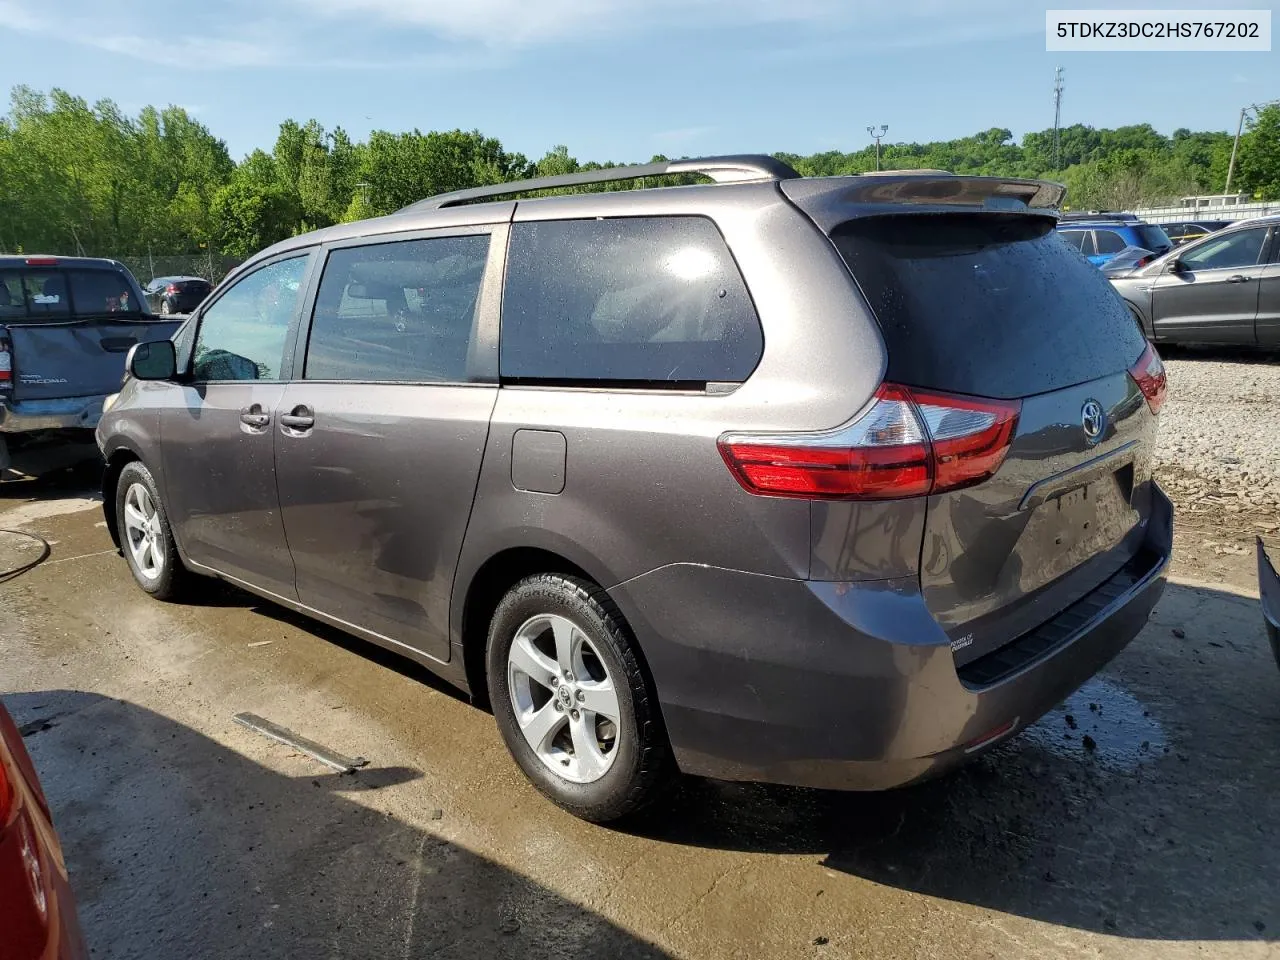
[1057,213,1173,267]
[1261,540,1280,670]
[143,276,213,316]
[1099,245,1160,278]
[1161,220,1233,247]
[97,157,1172,822]
[0,701,89,960]
[1109,214,1280,347]
[0,256,183,473]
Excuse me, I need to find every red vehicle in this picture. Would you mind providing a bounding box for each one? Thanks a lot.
[0,704,88,960]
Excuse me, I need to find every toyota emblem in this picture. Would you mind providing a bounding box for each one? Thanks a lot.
[1081,399,1105,443]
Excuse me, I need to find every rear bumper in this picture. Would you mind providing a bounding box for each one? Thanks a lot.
[0,395,108,433]
[611,482,1172,791]
[1260,539,1280,670]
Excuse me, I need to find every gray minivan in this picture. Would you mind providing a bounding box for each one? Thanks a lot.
[97,157,1172,822]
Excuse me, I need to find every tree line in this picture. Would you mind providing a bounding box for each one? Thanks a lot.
[2,84,1278,265]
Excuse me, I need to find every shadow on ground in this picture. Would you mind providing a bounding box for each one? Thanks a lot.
[1159,344,1280,363]
[5,690,667,960]
[0,443,101,489]
[624,580,1279,945]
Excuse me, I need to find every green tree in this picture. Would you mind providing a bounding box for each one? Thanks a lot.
[1237,105,1280,200]
[210,176,302,259]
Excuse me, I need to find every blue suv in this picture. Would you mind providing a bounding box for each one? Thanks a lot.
[1057,213,1173,267]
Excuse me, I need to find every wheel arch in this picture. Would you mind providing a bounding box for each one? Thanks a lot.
[1124,297,1154,339]
[456,545,597,709]
[101,446,142,552]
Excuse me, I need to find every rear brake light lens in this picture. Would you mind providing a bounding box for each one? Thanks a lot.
[0,755,13,826]
[719,384,1021,501]
[24,257,57,266]
[912,390,1021,493]
[165,284,178,294]
[1129,342,1167,415]
[0,343,11,388]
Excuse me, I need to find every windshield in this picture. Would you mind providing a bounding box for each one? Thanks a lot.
[0,267,142,321]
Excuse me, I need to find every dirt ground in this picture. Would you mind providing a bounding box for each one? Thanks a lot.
[2,457,1278,960]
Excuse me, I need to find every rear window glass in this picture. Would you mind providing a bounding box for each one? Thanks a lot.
[1058,230,1087,251]
[500,217,762,386]
[832,215,1147,399]
[1094,230,1128,254]
[0,268,140,320]
[1134,225,1172,252]
[68,269,141,314]
[306,235,490,382]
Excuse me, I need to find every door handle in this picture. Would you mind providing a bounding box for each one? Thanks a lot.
[239,406,270,428]
[1225,274,1251,283]
[280,405,315,431]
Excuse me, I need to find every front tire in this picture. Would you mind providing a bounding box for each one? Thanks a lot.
[115,461,191,600]
[486,574,674,822]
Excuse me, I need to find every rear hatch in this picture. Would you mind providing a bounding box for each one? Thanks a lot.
[4,318,181,400]
[1,263,180,401]
[826,211,1161,669]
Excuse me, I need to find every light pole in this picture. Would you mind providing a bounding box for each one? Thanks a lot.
[1225,99,1280,195]
[867,125,888,171]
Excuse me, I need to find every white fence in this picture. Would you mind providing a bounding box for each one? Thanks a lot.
[1129,201,1280,225]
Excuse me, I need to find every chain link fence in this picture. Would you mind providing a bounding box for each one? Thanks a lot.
[116,250,242,287]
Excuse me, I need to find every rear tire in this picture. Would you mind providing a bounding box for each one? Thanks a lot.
[160,300,172,316]
[486,574,674,822]
[115,461,191,601]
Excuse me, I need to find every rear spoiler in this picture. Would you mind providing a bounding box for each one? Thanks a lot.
[780,175,1066,232]
[1259,538,1280,670]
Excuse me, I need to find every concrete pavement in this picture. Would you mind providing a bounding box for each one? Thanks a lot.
[2,462,1278,959]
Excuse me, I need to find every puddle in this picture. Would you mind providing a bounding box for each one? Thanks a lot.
[0,495,102,528]
[1020,675,1167,771]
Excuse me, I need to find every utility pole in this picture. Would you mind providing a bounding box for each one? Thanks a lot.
[866,125,888,171]
[1052,66,1065,170]
[1225,99,1280,195]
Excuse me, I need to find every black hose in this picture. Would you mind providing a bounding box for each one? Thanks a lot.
[0,529,51,582]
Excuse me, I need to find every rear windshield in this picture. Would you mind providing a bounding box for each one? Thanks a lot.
[1134,224,1173,252]
[0,267,142,321]
[832,215,1147,399]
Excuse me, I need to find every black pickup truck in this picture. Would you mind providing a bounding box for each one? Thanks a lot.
[0,256,182,473]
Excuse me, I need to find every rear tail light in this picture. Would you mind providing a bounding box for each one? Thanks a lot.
[1129,342,1167,415]
[0,340,11,390]
[165,284,178,295]
[0,755,13,826]
[24,257,56,266]
[718,384,1021,501]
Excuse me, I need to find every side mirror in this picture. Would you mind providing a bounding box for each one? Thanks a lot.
[127,339,177,381]
[1166,258,1185,274]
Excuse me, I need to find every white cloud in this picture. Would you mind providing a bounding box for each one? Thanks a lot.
[0,0,40,29]
[0,0,1044,71]
[299,0,1032,48]
[302,0,845,46]
[85,34,281,69]
[0,0,506,71]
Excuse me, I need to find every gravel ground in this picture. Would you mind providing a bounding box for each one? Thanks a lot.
[1154,353,1280,528]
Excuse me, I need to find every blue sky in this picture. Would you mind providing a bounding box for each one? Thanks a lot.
[0,0,1274,162]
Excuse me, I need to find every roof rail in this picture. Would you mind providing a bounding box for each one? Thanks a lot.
[398,154,800,213]
[1058,210,1140,222]
[860,168,953,176]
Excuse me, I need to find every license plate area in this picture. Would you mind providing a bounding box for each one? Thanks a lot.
[1052,482,1096,549]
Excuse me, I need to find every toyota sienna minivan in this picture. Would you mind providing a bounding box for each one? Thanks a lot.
[97,156,1172,822]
